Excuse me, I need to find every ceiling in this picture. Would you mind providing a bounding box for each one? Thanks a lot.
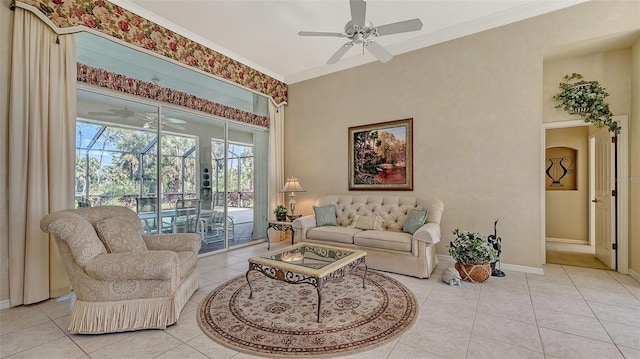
[111,0,587,84]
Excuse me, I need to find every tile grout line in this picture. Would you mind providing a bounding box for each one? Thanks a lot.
[562,264,630,356]
[462,280,483,359]
[525,271,547,357]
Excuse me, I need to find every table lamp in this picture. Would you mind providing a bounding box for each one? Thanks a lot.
[280,177,305,220]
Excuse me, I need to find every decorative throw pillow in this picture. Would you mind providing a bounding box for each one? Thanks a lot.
[351,215,385,231]
[313,205,337,227]
[402,209,428,235]
[95,217,147,253]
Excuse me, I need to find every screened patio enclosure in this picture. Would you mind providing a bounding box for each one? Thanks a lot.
[75,88,269,254]
[75,119,197,209]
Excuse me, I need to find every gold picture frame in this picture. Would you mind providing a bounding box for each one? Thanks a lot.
[349,118,413,191]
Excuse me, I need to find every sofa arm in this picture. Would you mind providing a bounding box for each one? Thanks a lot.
[413,222,441,244]
[142,233,201,253]
[84,251,180,281]
[292,215,317,241]
[292,215,317,230]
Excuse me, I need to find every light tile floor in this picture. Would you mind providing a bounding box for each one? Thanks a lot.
[2,240,639,359]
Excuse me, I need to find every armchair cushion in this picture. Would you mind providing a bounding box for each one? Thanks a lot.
[95,217,147,253]
[176,251,199,281]
[84,251,179,281]
[142,233,201,253]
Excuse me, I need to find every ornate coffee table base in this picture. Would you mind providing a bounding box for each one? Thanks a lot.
[245,257,367,323]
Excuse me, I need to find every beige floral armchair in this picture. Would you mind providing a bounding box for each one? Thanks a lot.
[40,206,201,334]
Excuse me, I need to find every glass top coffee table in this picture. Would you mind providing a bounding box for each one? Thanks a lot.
[246,243,368,322]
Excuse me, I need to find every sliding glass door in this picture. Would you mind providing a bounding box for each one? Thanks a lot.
[76,88,269,254]
[206,123,267,250]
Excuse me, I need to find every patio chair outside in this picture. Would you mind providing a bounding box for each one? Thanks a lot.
[172,199,204,238]
[135,197,170,234]
[203,210,235,244]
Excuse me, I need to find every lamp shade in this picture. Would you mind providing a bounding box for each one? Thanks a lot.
[280,177,305,193]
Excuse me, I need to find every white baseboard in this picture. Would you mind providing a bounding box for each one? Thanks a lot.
[546,237,589,245]
[436,254,543,275]
[628,269,640,283]
[0,299,10,310]
[436,254,454,263]
[499,263,544,275]
[546,241,595,254]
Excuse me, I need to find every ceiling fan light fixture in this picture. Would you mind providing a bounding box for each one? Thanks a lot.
[353,33,364,44]
[298,0,422,64]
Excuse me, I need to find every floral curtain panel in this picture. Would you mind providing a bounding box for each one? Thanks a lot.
[15,0,288,106]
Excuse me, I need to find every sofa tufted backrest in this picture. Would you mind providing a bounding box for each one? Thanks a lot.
[316,196,444,231]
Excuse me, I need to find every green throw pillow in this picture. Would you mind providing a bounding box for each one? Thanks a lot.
[313,205,337,227]
[402,209,428,234]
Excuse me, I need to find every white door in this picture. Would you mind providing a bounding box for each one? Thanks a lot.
[592,127,616,269]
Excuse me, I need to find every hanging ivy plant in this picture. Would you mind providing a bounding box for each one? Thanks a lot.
[553,73,620,134]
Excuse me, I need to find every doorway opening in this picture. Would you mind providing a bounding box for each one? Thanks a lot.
[542,116,629,273]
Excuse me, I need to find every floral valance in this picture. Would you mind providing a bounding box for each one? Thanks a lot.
[15,0,288,105]
[78,63,270,127]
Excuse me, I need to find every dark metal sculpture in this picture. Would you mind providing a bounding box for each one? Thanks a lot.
[487,219,506,277]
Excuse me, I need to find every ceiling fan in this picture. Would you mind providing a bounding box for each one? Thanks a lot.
[88,102,139,119]
[299,0,423,64]
[142,113,186,130]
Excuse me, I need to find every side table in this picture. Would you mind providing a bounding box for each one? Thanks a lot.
[266,221,295,250]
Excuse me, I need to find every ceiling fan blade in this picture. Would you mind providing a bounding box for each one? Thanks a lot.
[164,122,185,130]
[165,117,186,124]
[145,113,186,124]
[298,31,344,37]
[327,42,354,64]
[374,18,423,37]
[88,111,117,116]
[350,0,367,28]
[365,41,393,63]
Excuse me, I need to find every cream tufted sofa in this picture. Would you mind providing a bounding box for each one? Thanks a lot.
[40,206,201,334]
[293,195,444,278]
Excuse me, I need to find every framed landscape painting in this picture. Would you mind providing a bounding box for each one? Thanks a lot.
[349,118,413,191]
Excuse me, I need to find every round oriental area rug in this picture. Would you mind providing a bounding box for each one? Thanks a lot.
[198,268,417,358]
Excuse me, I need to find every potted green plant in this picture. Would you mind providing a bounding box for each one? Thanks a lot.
[449,229,498,283]
[553,73,620,134]
[273,205,287,221]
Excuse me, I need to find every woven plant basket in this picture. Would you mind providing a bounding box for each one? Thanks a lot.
[455,262,491,283]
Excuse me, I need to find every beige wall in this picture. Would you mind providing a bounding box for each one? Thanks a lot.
[631,38,640,274]
[545,127,589,242]
[1,0,13,303]
[543,49,632,124]
[286,1,640,270]
[542,47,634,268]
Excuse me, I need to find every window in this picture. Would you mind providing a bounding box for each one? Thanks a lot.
[76,89,269,254]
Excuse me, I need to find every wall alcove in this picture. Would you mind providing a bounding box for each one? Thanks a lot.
[545,146,577,190]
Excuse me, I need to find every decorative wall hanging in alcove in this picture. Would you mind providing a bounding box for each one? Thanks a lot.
[545,147,577,190]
